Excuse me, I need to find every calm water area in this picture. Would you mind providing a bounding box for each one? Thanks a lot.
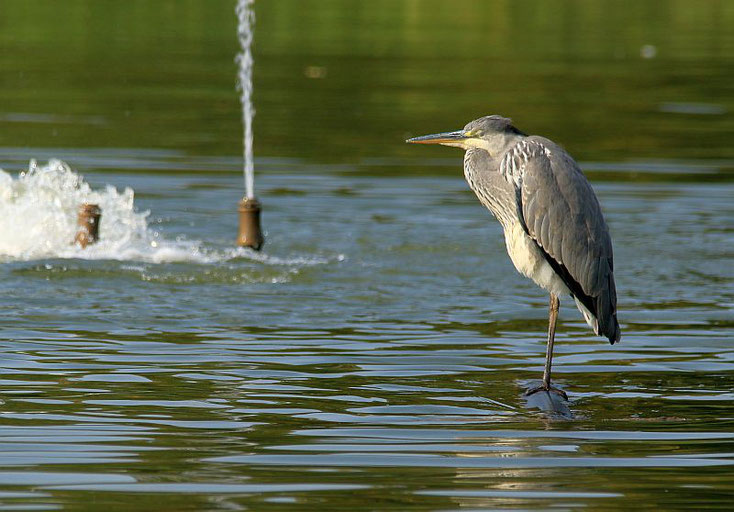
[0,1,733,510]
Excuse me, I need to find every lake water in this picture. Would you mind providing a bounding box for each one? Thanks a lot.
[0,1,733,510]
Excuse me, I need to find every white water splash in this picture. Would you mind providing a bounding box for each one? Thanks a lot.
[236,0,256,199]
[0,160,343,267]
[0,159,190,262]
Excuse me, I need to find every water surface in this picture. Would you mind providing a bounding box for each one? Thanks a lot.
[0,1,733,510]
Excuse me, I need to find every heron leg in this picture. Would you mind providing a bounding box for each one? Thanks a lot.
[542,293,559,388]
[526,294,567,400]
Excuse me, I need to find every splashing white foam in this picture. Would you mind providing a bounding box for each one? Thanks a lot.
[0,160,345,267]
[0,159,192,262]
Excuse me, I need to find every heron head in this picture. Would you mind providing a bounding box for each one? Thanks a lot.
[406,115,526,154]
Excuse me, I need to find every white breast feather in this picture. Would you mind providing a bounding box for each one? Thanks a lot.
[504,222,569,298]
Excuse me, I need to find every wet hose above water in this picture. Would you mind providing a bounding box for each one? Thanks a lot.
[74,203,101,248]
[236,197,263,251]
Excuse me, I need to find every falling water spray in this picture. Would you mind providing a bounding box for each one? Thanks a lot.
[235,0,264,250]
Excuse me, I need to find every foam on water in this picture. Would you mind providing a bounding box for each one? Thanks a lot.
[0,159,171,262]
[0,160,342,267]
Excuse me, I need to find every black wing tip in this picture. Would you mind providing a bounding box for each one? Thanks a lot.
[606,319,621,345]
[526,230,621,346]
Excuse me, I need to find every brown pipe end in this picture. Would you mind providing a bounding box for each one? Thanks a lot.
[237,197,264,251]
[74,203,101,248]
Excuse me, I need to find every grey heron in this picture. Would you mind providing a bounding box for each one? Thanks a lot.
[407,115,620,399]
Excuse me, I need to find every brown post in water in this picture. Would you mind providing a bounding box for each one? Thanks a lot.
[237,197,264,251]
[74,203,101,248]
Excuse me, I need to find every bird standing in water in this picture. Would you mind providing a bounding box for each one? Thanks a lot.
[407,115,619,399]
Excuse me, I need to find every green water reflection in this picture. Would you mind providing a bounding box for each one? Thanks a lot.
[1,0,733,164]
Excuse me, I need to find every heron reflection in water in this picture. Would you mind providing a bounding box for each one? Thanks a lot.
[408,115,620,399]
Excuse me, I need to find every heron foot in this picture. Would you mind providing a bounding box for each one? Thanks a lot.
[525,384,568,401]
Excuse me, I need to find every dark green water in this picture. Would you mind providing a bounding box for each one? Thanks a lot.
[0,1,733,510]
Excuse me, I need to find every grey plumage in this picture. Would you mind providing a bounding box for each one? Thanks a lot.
[463,117,619,344]
[517,137,619,343]
[408,114,621,397]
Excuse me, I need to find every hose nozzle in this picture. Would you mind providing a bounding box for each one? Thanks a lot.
[74,203,101,248]
[237,197,264,251]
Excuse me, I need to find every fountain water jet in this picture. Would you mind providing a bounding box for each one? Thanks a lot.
[235,0,264,250]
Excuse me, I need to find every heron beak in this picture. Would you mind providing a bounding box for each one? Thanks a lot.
[406,130,469,147]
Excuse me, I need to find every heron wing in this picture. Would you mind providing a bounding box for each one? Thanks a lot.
[518,138,619,343]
